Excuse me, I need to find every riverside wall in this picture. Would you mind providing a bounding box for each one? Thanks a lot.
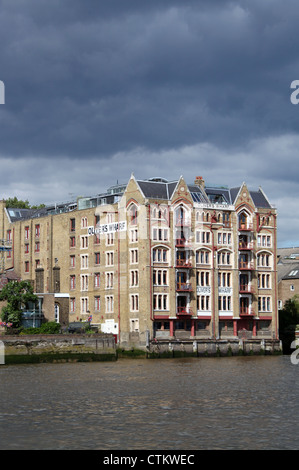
[0,335,283,364]
[1,334,117,364]
[148,338,283,357]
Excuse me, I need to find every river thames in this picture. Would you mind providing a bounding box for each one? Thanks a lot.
[0,355,298,450]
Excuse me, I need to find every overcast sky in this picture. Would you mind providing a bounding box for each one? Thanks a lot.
[0,0,299,247]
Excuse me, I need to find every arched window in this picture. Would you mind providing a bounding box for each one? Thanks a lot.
[129,204,138,225]
[196,249,211,265]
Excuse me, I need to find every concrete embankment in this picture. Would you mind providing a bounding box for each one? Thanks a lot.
[1,334,117,364]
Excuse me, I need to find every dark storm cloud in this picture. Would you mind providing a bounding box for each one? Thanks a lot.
[0,0,299,159]
[0,0,299,246]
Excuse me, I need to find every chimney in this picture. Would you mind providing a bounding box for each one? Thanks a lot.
[194,176,205,189]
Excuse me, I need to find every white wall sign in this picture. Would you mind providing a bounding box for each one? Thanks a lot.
[87,221,127,236]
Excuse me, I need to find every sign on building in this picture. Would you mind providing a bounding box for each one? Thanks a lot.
[87,221,127,236]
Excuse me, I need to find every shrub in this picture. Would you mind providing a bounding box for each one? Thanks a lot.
[39,322,61,334]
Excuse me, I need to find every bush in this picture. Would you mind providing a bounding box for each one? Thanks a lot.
[19,322,61,335]
[39,322,61,334]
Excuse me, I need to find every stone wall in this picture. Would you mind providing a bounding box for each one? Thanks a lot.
[1,333,116,363]
[149,338,282,357]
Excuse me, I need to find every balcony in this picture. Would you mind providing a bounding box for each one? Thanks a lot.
[175,259,192,268]
[239,261,254,270]
[176,283,193,292]
[175,218,191,227]
[175,238,191,248]
[239,223,253,231]
[239,241,253,250]
[240,307,255,316]
[177,306,193,316]
[239,284,255,294]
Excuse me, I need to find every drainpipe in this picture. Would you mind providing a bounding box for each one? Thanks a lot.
[117,210,120,345]
[273,212,278,340]
[148,204,153,323]
[209,224,216,340]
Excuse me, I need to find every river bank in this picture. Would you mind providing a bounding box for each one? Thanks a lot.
[0,334,283,364]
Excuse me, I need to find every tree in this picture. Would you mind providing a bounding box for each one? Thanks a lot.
[5,197,45,210]
[0,280,38,328]
[5,197,31,209]
[279,295,299,354]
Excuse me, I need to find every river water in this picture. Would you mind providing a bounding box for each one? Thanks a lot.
[0,355,298,450]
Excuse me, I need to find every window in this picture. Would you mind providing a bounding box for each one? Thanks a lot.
[130,270,139,287]
[257,253,271,268]
[130,294,139,312]
[70,236,76,248]
[81,297,89,314]
[70,298,76,313]
[218,296,232,311]
[196,250,210,265]
[35,224,40,237]
[106,251,114,266]
[70,255,75,268]
[152,228,169,242]
[106,295,114,313]
[130,229,138,243]
[258,273,271,289]
[218,272,231,287]
[218,232,232,245]
[130,249,139,264]
[106,233,114,246]
[258,296,271,312]
[129,204,138,225]
[258,235,271,247]
[196,231,211,244]
[152,247,168,263]
[25,226,29,240]
[197,271,210,286]
[25,243,29,254]
[25,261,29,273]
[153,294,168,311]
[81,217,88,228]
[106,272,114,289]
[70,275,76,290]
[95,252,100,265]
[223,212,231,228]
[70,218,76,232]
[81,236,88,249]
[153,269,168,286]
[35,242,40,253]
[217,251,232,266]
[81,254,89,269]
[94,273,100,288]
[197,295,210,311]
[7,230,11,242]
[81,274,89,291]
[94,296,101,312]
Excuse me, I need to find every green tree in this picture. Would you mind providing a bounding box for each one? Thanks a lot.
[5,197,45,210]
[279,295,299,353]
[5,197,31,209]
[0,280,38,328]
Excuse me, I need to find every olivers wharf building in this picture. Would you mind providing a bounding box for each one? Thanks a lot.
[0,174,281,354]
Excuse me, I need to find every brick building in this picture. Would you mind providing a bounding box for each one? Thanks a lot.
[277,247,299,309]
[0,174,279,347]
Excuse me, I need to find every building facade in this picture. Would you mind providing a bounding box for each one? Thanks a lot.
[277,247,299,309]
[0,174,279,347]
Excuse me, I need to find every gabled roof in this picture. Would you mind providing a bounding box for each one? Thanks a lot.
[230,187,271,208]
